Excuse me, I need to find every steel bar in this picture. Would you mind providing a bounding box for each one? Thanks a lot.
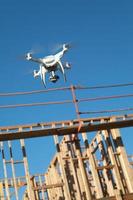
[0,86,71,96]
[1,82,133,97]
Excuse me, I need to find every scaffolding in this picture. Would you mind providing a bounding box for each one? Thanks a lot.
[0,84,133,199]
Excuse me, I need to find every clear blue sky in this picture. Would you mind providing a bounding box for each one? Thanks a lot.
[0,0,133,175]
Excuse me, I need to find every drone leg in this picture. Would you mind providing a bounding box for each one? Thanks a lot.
[40,66,47,87]
[58,61,66,82]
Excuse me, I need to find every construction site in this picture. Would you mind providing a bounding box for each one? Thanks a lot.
[0,84,133,200]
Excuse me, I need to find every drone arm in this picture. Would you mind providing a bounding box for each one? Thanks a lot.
[29,57,43,64]
[54,44,69,60]
[26,53,42,64]
[54,51,65,60]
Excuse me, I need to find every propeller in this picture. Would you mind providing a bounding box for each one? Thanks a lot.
[18,42,74,61]
[17,44,44,61]
[17,51,35,61]
[64,42,73,49]
[50,42,73,53]
[49,43,63,54]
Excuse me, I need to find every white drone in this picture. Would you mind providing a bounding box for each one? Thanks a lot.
[25,44,71,86]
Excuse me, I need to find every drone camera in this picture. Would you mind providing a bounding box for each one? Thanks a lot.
[49,75,59,83]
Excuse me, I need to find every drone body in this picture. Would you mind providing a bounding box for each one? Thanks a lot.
[25,44,71,86]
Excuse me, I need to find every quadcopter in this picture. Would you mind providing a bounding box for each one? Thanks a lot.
[25,44,71,86]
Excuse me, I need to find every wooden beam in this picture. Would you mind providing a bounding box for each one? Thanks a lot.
[0,118,133,141]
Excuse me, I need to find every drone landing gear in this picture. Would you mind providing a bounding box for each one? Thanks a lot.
[49,75,59,83]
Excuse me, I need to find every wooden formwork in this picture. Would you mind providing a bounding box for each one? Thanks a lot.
[45,127,133,199]
[0,115,132,199]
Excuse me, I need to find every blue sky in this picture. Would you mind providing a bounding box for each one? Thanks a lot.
[0,0,133,175]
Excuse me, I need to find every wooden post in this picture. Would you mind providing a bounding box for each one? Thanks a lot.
[8,141,19,200]
[53,123,72,200]
[0,142,10,200]
[0,182,4,200]
[20,138,35,200]
[102,130,124,200]
[97,132,115,196]
[64,134,82,199]
[82,131,103,199]
[110,127,133,193]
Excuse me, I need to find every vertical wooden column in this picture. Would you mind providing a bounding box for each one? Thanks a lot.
[76,149,92,199]
[45,172,52,200]
[30,176,40,200]
[70,134,92,199]
[110,125,133,193]
[46,166,56,199]
[81,131,103,199]
[96,132,114,196]
[38,175,45,200]
[50,163,63,198]
[67,120,92,199]
[64,134,82,199]
[0,142,10,200]
[0,182,4,200]
[8,141,19,200]
[102,129,124,200]
[20,138,35,200]
[53,123,72,200]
